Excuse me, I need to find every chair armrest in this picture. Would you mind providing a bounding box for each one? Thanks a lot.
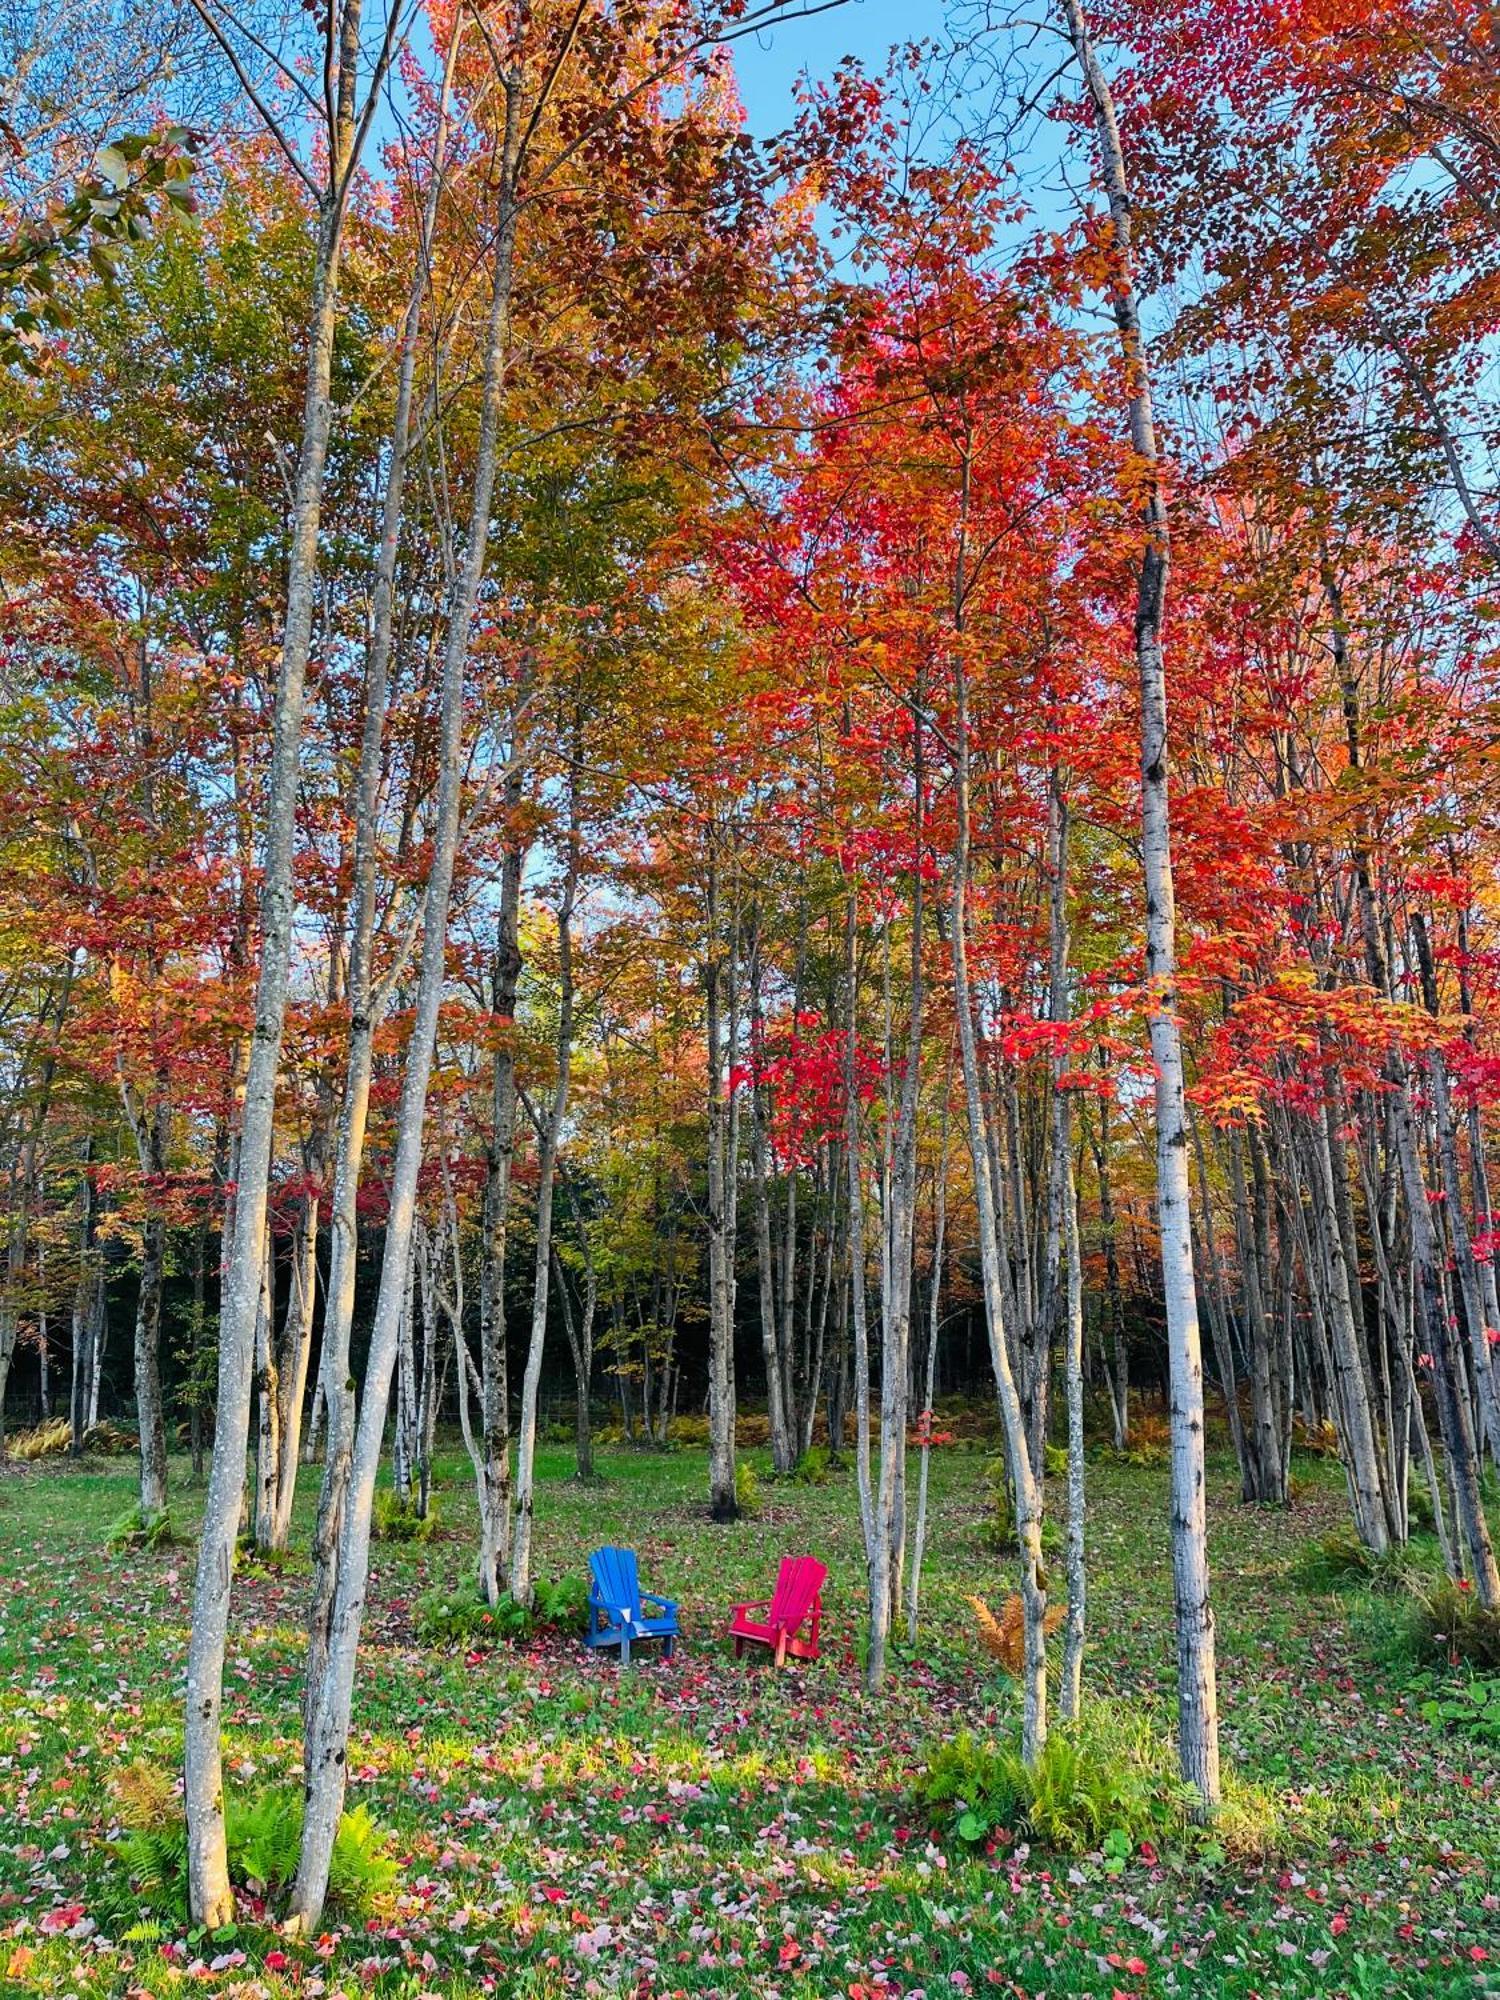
[732,1597,772,1614]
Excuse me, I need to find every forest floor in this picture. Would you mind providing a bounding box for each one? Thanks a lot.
[1,1424,1497,2000]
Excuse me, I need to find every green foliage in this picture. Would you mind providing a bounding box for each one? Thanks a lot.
[919,1705,1196,1859]
[230,1789,302,1893]
[1043,1442,1068,1480]
[415,1573,588,1650]
[1400,1577,1500,1671]
[373,1489,439,1542]
[532,1573,590,1636]
[1401,1668,1500,1747]
[103,1820,190,1924]
[1,129,200,372]
[99,1766,394,1923]
[414,1590,514,1648]
[235,1536,306,1575]
[1294,1527,1422,1595]
[919,1731,1029,1843]
[789,1445,839,1485]
[105,1503,178,1552]
[119,1917,167,1945]
[979,1456,1017,1552]
[734,1460,761,1517]
[329,1802,398,1904]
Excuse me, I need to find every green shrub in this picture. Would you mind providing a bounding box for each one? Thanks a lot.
[415,1574,587,1650]
[234,1537,306,1575]
[532,1573,590,1635]
[734,1460,761,1517]
[918,1704,1196,1859]
[99,1766,395,1925]
[1406,1670,1500,1747]
[1294,1527,1420,1595]
[1406,1483,1437,1535]
[329,1802,399,1904]
[230,1789,302,1894]
[919,1730,1028,1845]
[105,1504,178,1553]
[980,1457,1017,1552]
[414,1590,523,1648]
[1043,1443,1068,1480]
[790,1445,839,1485]
[1403,1577,1500,1670]
[373,1490,438,1542]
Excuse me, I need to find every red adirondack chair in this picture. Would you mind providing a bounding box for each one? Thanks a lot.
[729,1555,827,1665]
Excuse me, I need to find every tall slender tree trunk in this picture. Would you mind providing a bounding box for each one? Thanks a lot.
[1391,1075,1500,1605]
[182,0,391,1889]
[475,792,525,1601]
[1411,915,1500,1472]
[1060,1139,1087,1719]
[951,637,1049,1763]
[270,1183,319,1545]
[290,74,524,1929]
[303,23,464,1688]
[748,929,794,1473]
[705,843,740,1522]
[1091,1091,1129,1450]
[134,1212,169,1519]
[843,881,875,1557]
[867,689,927,1691]
[905,1123,947,1644]
[511,799,581,1604]
[1057,0,1219,1806]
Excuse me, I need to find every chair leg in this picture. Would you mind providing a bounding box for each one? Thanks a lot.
[734,1636,742,1659]
[664,1635,675,1661]
[620,1635,630,1667]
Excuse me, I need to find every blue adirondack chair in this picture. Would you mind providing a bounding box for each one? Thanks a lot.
[585,1546,678,1664]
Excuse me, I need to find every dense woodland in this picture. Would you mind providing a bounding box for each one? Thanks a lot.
[1,0,1498,1956]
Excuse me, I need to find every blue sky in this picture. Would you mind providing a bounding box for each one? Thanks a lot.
[729,0,914,139]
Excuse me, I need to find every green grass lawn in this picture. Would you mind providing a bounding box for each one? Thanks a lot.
[1,1435,1497,1998]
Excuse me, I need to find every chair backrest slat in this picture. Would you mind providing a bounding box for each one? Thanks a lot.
[768,1555,826,1630]
[590,1546,642,1620]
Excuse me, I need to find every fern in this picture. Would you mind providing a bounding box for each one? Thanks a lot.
[968,1592,1064,1675]
[100,1770,397,1920]
[330,1803,397,1904]
[532,1574,589,1636]
[734,1461,761,1517]
[228,1789,302,1893]
[373,1490,438,1542]
[919,1702,1195,1858]
[105,1504,178,1553]
[107,1822,191,1921]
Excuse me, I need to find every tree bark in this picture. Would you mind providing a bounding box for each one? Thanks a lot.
[290,67,524,1928]
[510,791,581,1604]
[302,20,465,1698]
[705,841,740,1522]
[183,0,392,1896]
[1057,0,1220,1806]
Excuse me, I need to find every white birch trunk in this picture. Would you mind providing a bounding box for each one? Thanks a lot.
[1057,0,1220,1806]
[303,29,464,1694]
[289,76,523,1928]
[510,809,580,1604]
[950,646,1049,1763]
